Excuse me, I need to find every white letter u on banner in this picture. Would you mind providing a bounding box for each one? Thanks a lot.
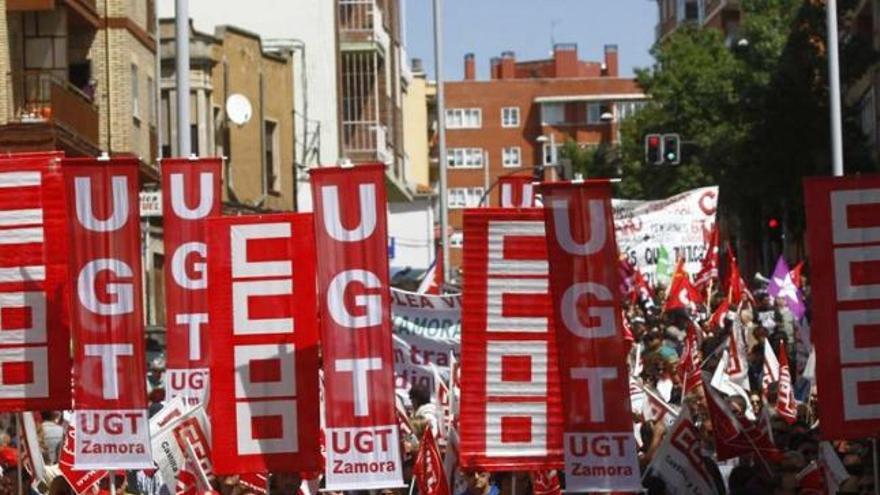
[320,184,377,242]
[74,176,129,232]
[551,198,606,255]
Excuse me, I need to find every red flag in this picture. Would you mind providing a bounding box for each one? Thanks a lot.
[708,299,730,330]
[790,261,804,289]
[694,223,719,289]
[0,153,71,412]
[776,344,797,424]
[207,213,321,474]
[459,209,563,471]
[678,321,702,396]
[725,249,755,306]
[310,164,403,489]
[664,260,701,311]
[238,473,268,495]
[64,157,151,469]
[59,425,108,495]
[530,470,562,495]
[702,376,780,465]
[539,180,641,492]
[412,429,450,495]
[633,268,654,304]
[161,157,221,405]
[497,175,535,208]
[417,245,443,295]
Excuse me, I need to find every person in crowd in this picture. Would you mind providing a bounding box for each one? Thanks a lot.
[39,412,63,465]
[462,470,499,495]
[409,383,439,440]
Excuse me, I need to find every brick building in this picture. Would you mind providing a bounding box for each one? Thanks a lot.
[0,0,157,173]
[655,0,741,43]
[442,44,647,275]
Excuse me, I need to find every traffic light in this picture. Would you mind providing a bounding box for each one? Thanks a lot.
[662,134,681,165]
[645,134,662,164]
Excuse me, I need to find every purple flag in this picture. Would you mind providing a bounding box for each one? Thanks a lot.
[768,256,806,319]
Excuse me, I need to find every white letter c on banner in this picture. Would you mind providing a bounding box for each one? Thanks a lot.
[77,258,134,316]
[328,269,382,328]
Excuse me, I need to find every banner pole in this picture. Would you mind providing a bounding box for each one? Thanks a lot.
[110,473,116,495]
[15,415,21,495]
[873,437,879,495]
[511,473,517,494]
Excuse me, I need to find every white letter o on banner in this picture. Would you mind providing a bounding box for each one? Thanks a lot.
[328,269,382,329]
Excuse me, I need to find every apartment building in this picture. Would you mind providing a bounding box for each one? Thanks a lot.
[442,44,647,275]
[845,0,880,163]
[0,0,157,173]
[656,0,741,43]
[158,19,296,212]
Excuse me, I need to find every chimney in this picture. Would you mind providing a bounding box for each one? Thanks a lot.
[464,53,476,80]
[411,58,424,73]
[500,51,516,79]
[490,57,501,79]
[553,43,578,78]
[604,44,619,77]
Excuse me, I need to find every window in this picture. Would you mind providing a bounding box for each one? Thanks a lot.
[502,147,521,167]
[541,103,565,125]
[501,107,520,128]
[264,120,281,194]
[448,187,486,209]
[147,76,155,127]
[131,64,140,121]
[587,102,602,124]
[447,148,484,168]
[542,143,563,166]
[446,108,481,129]
[616,101,647,122]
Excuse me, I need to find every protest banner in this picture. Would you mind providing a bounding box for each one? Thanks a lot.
[804,175,880,439]
[459,208,563,471]
[64,157,151,468]
[207,213,321,473]
[614,186,718,284]
[311,164,403,490]
[161,157,221,405]
[0,153,70,411]
[539,180,641,492]
[391,288,460,397]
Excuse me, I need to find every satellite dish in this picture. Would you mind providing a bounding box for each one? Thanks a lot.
[226,94,252,126]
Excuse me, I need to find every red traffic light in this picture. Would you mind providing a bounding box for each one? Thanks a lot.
[768,218,780,229]
[648,135,660,146]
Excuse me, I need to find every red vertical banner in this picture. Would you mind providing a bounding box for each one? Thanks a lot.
[161,158,221,405]
[0,153,71,411]
[310,164,403,490]
[64,157,151,468]
[497,176,535,208]
[804,174,880,439]
[459,209,563,471]
[207,213,321,473]
[538,180,640,492]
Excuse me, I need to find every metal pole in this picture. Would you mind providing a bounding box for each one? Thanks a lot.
[15,420,21,495]
[175,0,191,157]
[827,0,844,177]
[873,438,879,495]
[155,0,162,161]
[433,0,450,283]
[110,472,116,495]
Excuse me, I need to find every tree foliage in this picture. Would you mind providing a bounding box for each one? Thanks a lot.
[616,0,878,243]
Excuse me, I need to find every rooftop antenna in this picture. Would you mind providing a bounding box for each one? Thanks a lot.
[550,19,561,55]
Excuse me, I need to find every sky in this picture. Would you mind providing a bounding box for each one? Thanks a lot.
[159,0,658,80]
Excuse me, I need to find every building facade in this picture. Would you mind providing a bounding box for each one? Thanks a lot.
[656,0,741,43]
[442,44,647,275]
[158,20,296,212]
[0,0,157,170]
[845,0,880,164]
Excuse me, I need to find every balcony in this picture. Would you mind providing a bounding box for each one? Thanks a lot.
[342,121,393,162]
[0,71,100,156]
[338,0,390,54]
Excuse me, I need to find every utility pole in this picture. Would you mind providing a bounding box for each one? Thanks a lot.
[827,0,844,177]
[175,0,191,157]
[433,0,450,284]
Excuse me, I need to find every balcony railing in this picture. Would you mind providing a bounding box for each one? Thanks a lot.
[338,0,390,49]
[9,70,100,145]
[342,121,394,163]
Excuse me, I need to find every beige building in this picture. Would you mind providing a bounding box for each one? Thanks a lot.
[0,0,157,174]
[159,19,295,212]
[401,57,430,190]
